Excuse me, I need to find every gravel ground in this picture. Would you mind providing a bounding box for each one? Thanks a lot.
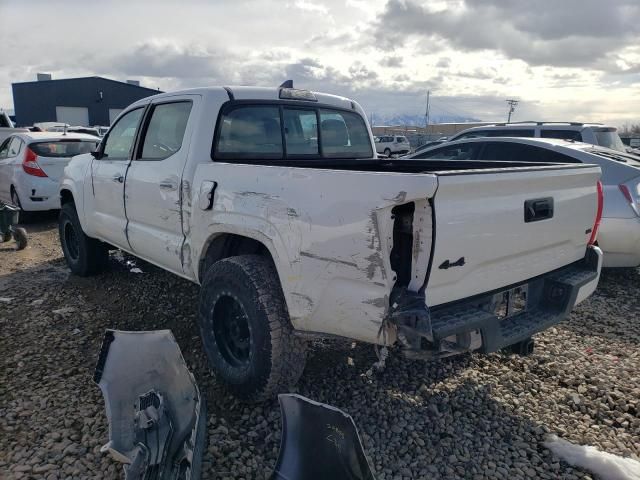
[1,215,639,480]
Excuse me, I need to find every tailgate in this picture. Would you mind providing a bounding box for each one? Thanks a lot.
[426,165,601,306]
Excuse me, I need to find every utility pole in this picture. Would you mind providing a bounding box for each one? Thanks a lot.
[506,99,518,123]
[425,90,431,128]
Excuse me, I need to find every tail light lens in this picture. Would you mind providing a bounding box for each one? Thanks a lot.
[22,147,48,177]
[588,180,603,246]
[619,183,640,216]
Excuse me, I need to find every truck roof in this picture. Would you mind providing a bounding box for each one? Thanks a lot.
[128,86,356,111]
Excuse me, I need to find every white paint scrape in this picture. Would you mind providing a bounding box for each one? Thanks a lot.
[544,434,640,480]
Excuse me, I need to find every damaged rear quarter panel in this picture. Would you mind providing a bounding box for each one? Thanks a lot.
[190,162,438,344]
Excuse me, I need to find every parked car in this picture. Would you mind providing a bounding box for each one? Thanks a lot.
[409,137,640,267]
[0,132,99,219]
[58,85,602,401]
[448,122,629,153]
[375,135,411,156]
[0,111,28,144]
[411,140,445,156]
[67,126,101,137]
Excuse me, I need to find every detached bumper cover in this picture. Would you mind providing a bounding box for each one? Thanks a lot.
[429,246,602,353]
[273,394,376,480]
[94,330,206,480]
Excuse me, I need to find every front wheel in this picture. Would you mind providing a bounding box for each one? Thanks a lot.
[58,203,109,276]
[198,255,307,402]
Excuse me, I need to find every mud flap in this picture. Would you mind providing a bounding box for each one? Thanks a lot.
[94,330,206,480]
[272,394,376,480]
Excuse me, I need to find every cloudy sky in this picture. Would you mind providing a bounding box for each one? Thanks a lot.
[1,0,639,125]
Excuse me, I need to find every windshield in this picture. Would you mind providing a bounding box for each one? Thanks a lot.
[30,140,98,157]
[593,129,626,153]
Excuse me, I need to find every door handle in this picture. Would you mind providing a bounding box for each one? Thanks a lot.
[159,181,177,190]
[112,174,124,183]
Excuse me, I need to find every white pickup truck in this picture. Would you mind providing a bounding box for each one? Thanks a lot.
[58,86,603,401]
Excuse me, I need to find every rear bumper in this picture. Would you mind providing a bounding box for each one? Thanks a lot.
[14,173,61,211]
[429,246,602,354]
[598,216,640,268]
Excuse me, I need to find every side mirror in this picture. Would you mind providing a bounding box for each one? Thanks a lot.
[91,141,105,159]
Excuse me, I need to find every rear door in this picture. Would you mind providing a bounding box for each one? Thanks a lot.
[90,107,145,247]
[124,97,196,274]
[426,165,601,306]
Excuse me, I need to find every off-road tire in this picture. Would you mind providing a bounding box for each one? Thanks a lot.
[58,203,109,276]
[198,255,307,402]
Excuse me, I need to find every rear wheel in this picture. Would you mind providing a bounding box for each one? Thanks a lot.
[58,202,109,276]
[198,255,307,402]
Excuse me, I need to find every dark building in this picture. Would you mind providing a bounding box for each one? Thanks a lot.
[12,76,162,127]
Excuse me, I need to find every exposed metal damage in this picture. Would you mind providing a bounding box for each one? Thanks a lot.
[94,330,206,480]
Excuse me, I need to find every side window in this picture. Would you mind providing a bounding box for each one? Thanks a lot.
[454,131,488,140]
[8,137,22,157]
[103,108,144,160]
[319,109,372,158]
[216,106,283,159]
[0,138,11,158]
[139,102,192,161]
[479,142,579,163]
[486,129,535,138]
[414,142,477,160]
[283,108,318,155]
[540,130,582,141]
[480,142,530,161]
[543,150,581,163]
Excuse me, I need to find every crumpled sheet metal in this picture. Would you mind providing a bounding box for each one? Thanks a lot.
[94,330,206,480]
[273,394,376,480]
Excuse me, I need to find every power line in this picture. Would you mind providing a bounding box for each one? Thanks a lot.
[506,99,519,123]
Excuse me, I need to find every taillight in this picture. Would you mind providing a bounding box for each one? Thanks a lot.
[619,184,633,204]
[588,180,603,246]
[619,183,640,216]
[22,147,47,177]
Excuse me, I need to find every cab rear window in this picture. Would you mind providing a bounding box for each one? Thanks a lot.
[29,140,98,157]
[214,104,373,161]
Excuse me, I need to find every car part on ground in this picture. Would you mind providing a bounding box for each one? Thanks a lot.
[273,394,376,480]
[94,330,206,480]
[0,202,27,250]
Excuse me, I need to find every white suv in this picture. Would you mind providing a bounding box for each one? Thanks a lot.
[449,122,629,153]
[375,135,411,156]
